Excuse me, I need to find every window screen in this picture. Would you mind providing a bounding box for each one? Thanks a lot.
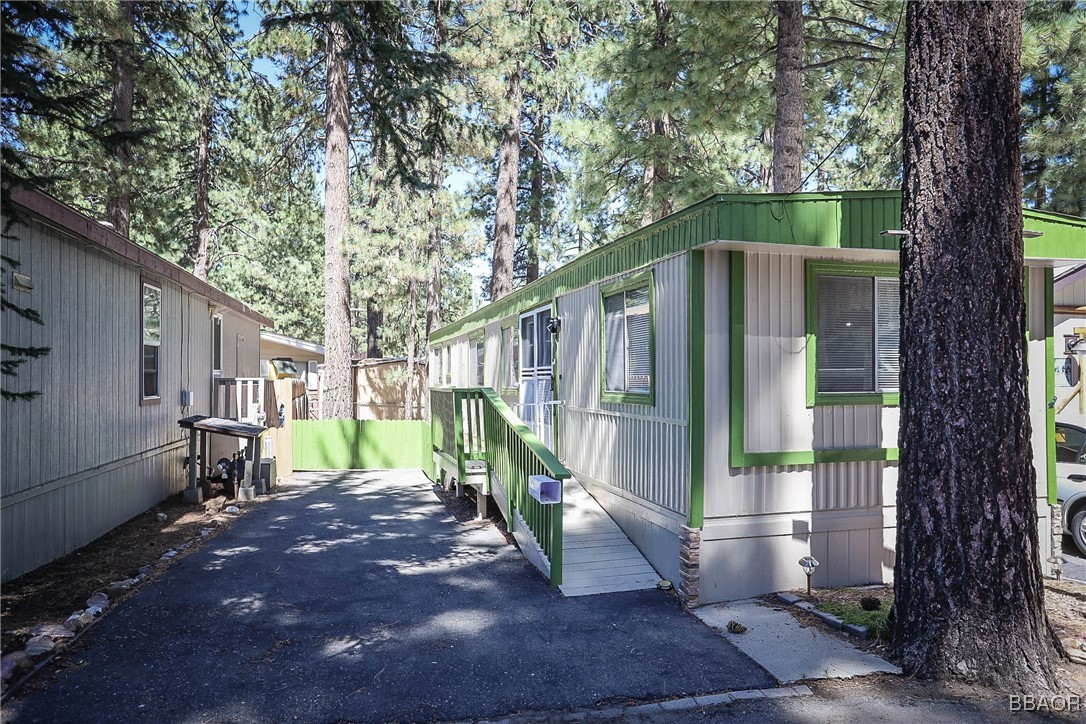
[875,278,900,391]
[815,273,900,395]
[142,283,161,399]
[603,282,652,397]
[520,315,535,371]
[603,292,627,392]
[625,288,651,393]
[537,312,552,367]
[212,315,223,373]
[502,327,519,389]
[816,276,873,393]
[470,338,484,386]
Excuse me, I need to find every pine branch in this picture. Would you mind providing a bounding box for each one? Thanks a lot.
[803,56,878,72]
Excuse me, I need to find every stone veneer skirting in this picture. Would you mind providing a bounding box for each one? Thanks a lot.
[679,525,701,607]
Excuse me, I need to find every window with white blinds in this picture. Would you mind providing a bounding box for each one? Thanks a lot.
[815,273,900,395]
[602,282,653,398]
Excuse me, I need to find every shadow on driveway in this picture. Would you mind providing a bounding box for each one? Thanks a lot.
[5,470,773,723]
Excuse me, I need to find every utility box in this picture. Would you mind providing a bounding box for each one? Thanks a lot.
[528,475,562,505]
[260,458,278,493]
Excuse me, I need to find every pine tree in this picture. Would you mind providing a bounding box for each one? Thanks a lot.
[896,0,1060,690]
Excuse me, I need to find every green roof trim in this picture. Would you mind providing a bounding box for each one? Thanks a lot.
[431,191,1085,344]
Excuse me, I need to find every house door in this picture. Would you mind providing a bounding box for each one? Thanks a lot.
[519,305,555,451]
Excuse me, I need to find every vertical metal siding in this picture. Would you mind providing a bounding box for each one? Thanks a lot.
[0,217,259,582]
[557,255,689,515]
[743,252,897,454]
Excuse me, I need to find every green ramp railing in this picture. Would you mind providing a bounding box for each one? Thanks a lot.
[430,387,570,586]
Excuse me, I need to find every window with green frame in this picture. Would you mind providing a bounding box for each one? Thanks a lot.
[601,272,654,404]
[806,261,899,406]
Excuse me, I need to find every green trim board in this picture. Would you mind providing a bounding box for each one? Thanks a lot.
[293,420,432,470]
[599,270,656,406]
[430,191,1084,345]
[804,260,901,408]
[1046,267,1056,505]
[687,250,706,528]
[728,250,900,468]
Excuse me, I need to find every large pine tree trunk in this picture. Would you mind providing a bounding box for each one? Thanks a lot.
[425,0,446,340]
[641,0,672,227]
[192,105,212,281]
[490,64,522,301]
[770,0,803,193]
[106,0,135,237]
[526,115,543,284]
[366,299,382,358]
[322,11,355,420]
[403,277,418,420]
[895,0,1059,691]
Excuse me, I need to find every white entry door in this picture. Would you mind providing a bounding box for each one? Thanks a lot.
[519,306,555,450]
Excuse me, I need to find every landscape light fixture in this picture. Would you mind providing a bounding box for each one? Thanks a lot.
[1047,555,1065,581]
[798,556,820,596]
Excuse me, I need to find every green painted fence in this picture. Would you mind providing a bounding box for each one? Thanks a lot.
[293,420,432,471]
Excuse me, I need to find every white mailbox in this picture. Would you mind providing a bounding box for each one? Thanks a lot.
[528,475,562,505]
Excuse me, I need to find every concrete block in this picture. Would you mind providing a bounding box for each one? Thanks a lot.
[692,693,734,707]
[729,689,767,701]
[842,623,869,639]
[813,610,844,630]
[236,486,256,501]
[182,487,203,504]
[777,592,801,605]
[658,697,698,711]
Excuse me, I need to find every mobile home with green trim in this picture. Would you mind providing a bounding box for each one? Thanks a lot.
[429,191,1086,604]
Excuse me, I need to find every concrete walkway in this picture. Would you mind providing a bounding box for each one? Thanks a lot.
[5,471,773,723]
[694,599,901,683]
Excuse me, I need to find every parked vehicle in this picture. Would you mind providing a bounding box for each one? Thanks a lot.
[1056,422,1086,557]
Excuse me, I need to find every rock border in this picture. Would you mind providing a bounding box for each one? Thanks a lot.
[0,497,249,702]
[776,592,871,639]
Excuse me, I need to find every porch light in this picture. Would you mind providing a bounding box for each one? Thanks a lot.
[798,556,819,596]
[547,317,561,335]
[880,229,912,237]
[1047,555,1065,581]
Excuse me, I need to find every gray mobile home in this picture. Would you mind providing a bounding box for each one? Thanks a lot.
[1,187,272,582]
[429,191,1086,604]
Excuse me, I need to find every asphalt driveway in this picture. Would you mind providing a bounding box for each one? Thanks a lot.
[5,471,773,723]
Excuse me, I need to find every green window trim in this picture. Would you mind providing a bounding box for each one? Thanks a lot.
[687,250,706,528]
[1045,267,1056,505]
[599,270,656,406]
[729,251,900,468]
[804,260,901,408]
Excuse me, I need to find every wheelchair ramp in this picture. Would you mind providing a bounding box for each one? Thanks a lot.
[559,478,661,597]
